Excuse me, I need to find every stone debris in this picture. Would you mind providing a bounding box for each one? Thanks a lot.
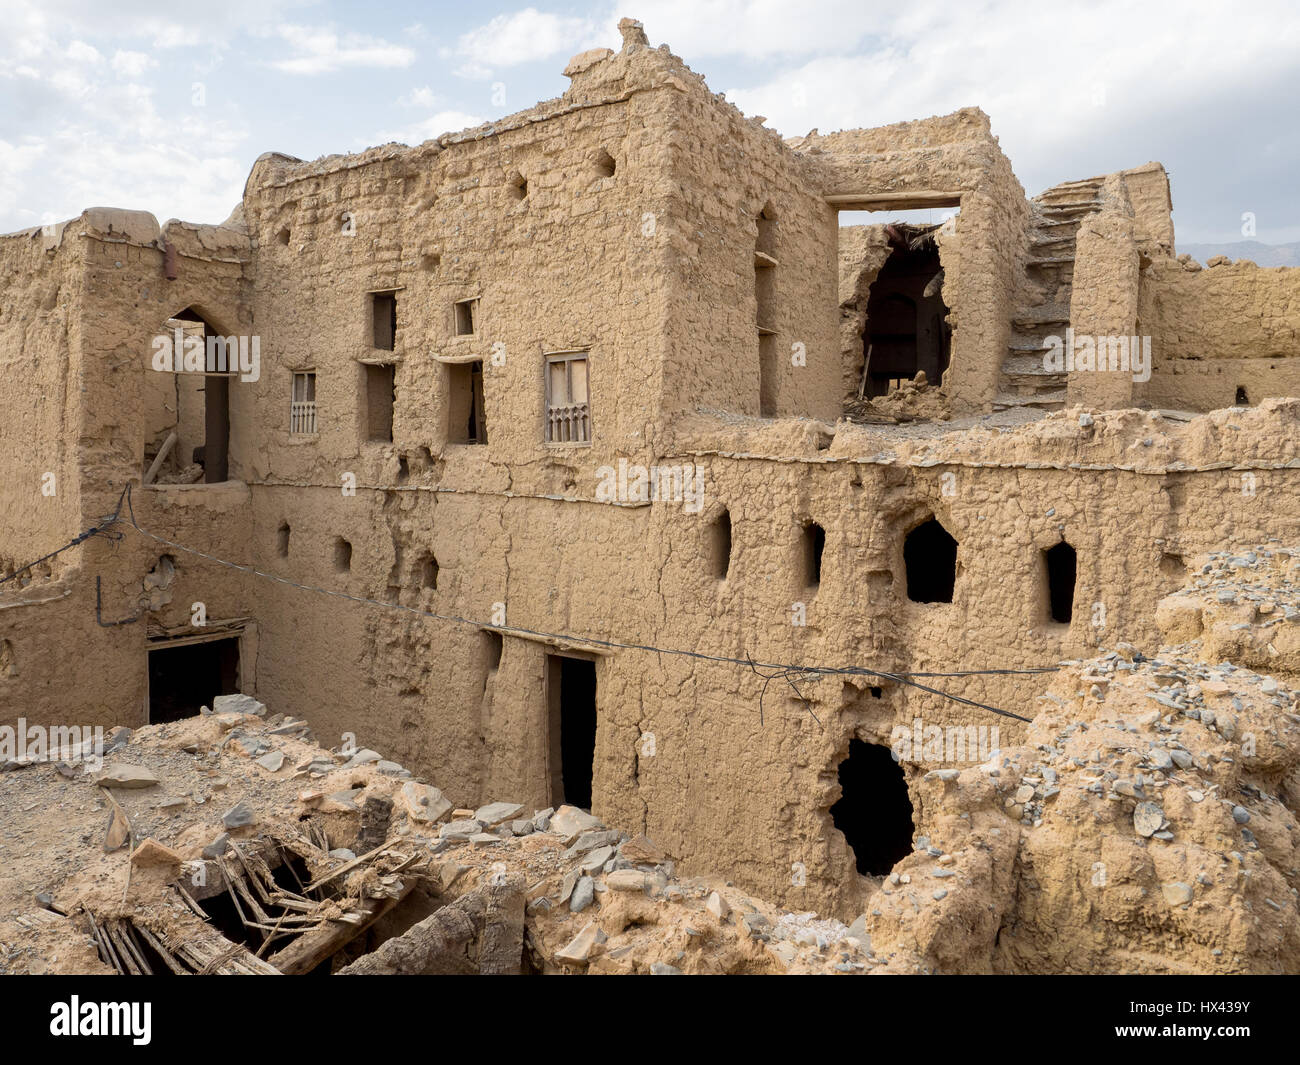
[95,764,159,789]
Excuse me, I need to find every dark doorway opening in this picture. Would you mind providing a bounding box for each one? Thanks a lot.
[862,233,949,397]
[830,739,914,876]
[904,517,957,603]
[547,654,597,809]
[1044,541,1077,623]
[148,636,240,722]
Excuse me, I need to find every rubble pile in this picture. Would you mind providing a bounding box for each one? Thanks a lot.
[0,698,869,975]
[866,545,1300,973]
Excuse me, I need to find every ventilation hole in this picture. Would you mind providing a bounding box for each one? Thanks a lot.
[1159,552,1185,587]
[1044,541,1076,624]
[904,518,957,603]
[594,149,616,178]
[711,509,732,580]
[421,555,439,590]
[830,739,914,876]
[334,538,352,572]
[276,522,290,558]
[1235,386,1250,405]
[276,227,290,246]
[508,171,527,200]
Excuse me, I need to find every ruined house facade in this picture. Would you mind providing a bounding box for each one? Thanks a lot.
[3,20,1300,919]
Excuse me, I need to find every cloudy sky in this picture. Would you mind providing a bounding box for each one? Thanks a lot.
[2,0,1297,244]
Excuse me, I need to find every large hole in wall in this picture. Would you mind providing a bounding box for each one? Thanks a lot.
[862,232,949,396]
[904,517,957,603]
[148,636,240,722]
[1043,541,1077,624]
[831,739,915,876]
[547,655,597,810]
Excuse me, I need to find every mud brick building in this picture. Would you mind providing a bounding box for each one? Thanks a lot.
[3,18,1299,917]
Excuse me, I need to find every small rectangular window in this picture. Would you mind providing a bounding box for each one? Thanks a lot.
[447,360,487,444]
[545,352,590,444]
[364,363,395,443]
[372,292,397,351]
[454,298,478,337]
[290,371,317,434]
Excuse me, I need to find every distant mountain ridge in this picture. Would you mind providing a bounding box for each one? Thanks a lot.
[1179,240,1300,267]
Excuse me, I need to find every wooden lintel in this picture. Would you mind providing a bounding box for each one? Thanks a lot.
[826,191,962,212]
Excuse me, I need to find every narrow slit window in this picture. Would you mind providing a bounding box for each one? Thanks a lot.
[803,521,825,589]
[290,371,316,434]
[545,352,591,444]
[712,509,732,579]
[372,292,397,351]
[1044,542,1077,624]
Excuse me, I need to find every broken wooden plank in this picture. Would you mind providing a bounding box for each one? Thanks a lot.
[268,880,413,974]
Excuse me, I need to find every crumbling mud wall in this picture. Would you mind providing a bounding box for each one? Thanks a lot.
[1139,257,1300,410]
[865,547,1300,974]
[801,109,1030,414]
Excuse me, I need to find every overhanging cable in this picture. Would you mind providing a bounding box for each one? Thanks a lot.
[111,485,1038,722]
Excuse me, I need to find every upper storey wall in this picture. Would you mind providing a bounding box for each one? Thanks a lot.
[654,75,840,423]
[0,222,87,576]
[237,41,681,494]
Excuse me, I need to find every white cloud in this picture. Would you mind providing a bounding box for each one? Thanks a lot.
[110,50,155,78]
[399,86,438,109]
[268,24,417,75]
[454,8,603,75]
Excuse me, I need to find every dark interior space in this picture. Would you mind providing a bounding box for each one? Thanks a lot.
[712,509,732,579]
[148,636,240,723]
[171,306,229,483]
[862,232,949,397]
[830,739,915,876]
[803,521,825,588]
[1044,541,1077,623]
[904,517,957,603]
[548,654,597,810]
